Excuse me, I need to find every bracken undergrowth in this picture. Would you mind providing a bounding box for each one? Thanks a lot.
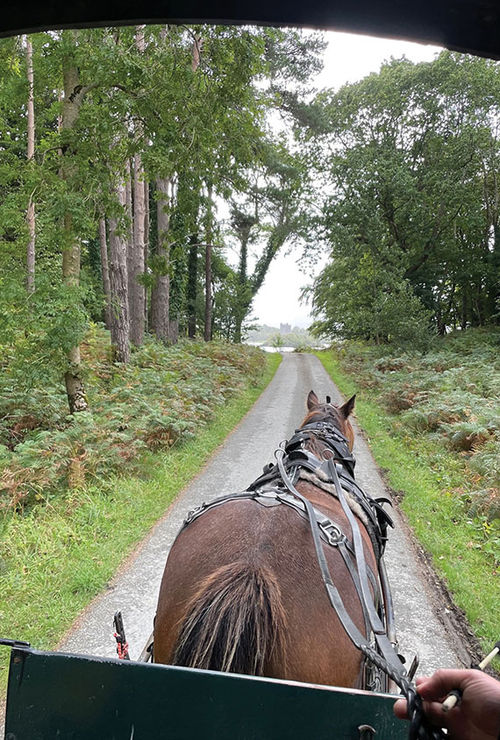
[317,329,499,653]
[0,326,266,511]
[333,328,500,564]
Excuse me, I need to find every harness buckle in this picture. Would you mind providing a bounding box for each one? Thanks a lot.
[253,491,281,507]
[319,521,344,546]
[184,503,205,526]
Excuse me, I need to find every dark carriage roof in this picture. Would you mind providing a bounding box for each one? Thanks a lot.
[3,1,500,60]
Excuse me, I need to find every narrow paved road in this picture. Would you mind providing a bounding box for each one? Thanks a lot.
[59,353,466,677]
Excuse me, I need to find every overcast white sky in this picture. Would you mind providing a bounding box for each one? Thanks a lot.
[250,30,442,329]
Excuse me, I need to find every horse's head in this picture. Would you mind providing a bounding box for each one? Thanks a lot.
[303,390,356,451]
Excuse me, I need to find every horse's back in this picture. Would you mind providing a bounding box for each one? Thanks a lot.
[154,496,373,687]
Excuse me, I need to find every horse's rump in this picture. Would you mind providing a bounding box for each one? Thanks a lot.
[155,497,370,685]
[171,559,288,676]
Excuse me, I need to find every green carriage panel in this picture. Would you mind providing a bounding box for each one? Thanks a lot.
[4,646,407,739]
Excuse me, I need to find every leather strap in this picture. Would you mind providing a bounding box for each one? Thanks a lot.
[274,445,444,739]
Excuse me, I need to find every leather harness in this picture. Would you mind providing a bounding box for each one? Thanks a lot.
[178,414,444,740]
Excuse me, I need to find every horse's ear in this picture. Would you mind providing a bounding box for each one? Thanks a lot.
[307,390,320,410]
[340,394,356,418]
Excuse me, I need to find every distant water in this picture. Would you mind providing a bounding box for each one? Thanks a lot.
[260,345,296,353]
[246,342,296,353]
[246,342,327,353]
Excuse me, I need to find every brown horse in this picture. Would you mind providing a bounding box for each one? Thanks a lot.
[153,391,388,689]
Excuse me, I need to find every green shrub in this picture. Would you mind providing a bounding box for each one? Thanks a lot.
[0,331,266,510]
[465,490,500,522]
[332,327,500,509]
[439,420,493,451]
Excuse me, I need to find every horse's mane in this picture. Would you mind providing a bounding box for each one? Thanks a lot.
[302,405,344,430]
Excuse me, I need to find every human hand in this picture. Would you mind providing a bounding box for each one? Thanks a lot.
[393,668,500,740]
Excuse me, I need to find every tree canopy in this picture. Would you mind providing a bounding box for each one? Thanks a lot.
[306,51,500,344]
[0,25,325,410]
[1,36,500,412]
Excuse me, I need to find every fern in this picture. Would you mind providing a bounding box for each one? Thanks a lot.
[337,327,500,501]
[0,331,266,511]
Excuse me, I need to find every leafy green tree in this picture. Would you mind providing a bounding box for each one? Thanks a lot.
[226,140,314,342]
[159,26,325,342]
[271,332,284,349]
[0,24,326,407]
[307,52,500,343]
[309,255,431,347]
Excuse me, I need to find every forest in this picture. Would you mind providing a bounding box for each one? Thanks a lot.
[0,26,326,412]
[1,27,499,508]
[317,326,499,652]
[1,30,499,408]
[307,53,500,346]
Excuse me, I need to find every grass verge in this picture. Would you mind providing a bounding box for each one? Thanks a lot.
[0,351,281,693]
[315,349,498,656]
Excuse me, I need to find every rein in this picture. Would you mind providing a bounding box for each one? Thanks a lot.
[272,423,445,740]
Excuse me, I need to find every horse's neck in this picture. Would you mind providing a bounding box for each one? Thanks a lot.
[305,436,341,466]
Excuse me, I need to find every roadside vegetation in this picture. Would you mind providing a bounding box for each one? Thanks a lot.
[316,328,499,654]
[0,336,280,691]
[0,329,268,510]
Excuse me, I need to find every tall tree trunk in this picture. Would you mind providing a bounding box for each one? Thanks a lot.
[233,228,250,344]
[128,25,147,345]
[231,209,257,343]
[151,177,171,343]
[62,212,88,413]
[129,153,146,344]
[99,218,112,329]
[136,24,146,49]
[125,159,134,252]
[183,34,203,341]
[108,180,130,363]
[61,33,88,413]
[475,287,484,327]
[233,304,245,344]
[169,319,179,343]
[144,179,150,330]
[460,290,467,331]
[192,33,203,71]
[435,301,446,335]
[25,35,36,295]
[204,189,213,342]
[204,242,212,342]
[187,233,198,339]
[486,222,500,325]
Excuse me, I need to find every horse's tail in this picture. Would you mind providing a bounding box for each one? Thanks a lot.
[171,561,288,676]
